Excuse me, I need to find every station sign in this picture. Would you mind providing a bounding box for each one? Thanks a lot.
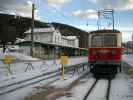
[60,56,69,65]
[4,55,13,64]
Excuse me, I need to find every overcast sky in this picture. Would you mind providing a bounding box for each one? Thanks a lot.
[0,0,133,42]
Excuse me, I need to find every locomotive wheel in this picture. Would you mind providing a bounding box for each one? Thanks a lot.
[90,64,94,73]
[114,67,117,74]
[119,65,122,72]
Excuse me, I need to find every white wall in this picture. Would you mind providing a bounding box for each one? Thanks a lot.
[61,36,79,47]
[40,33,53,43]
[24,28,79,48]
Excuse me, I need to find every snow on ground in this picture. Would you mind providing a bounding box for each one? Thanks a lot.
[21,54,133,100]
[0,69,89,100]
[55,76,109,100]
[87,80,108,100]
[51,69,90,88]
[0,51,88,100]
[56,73,133,100]
[0,52,87,82]
[1,53,133,100]
[55,55,133,100]
[110,74,132,100]
[0,52,38,61]
[0,74,61,100]
[52,74,79,88]
[56,77,95,100]
[122,54,133,67]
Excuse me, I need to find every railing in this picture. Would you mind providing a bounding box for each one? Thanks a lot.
[0,55,88,80]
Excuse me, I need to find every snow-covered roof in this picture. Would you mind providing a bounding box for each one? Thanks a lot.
[62,36,78,40]
[66,36,77,39]
[25,27,56,33]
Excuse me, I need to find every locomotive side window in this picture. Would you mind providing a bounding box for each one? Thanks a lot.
[104,34,117,47]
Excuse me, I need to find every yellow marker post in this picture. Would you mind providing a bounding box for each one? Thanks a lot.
[3,55,13,75]
[61,65,65,80]
[60,56,69,80]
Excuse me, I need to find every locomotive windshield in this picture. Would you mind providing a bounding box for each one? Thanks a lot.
[91,34,117,47]
[91,35,103,47]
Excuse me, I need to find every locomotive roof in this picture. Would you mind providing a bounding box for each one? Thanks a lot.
[89,29,121,34]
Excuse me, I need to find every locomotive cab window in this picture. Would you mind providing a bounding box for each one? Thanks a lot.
[91,35,103,47]
[104,34,117,47]
[91,34,117,47]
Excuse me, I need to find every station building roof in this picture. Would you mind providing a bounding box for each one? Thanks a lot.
[89,29,121,34]
[16,41,88,50]
[51,22,88,36]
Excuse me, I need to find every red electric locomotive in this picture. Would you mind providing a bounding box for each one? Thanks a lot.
[88,29,122,78]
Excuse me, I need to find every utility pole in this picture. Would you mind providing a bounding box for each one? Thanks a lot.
[97,10,100,30]
[132,33,133,54]
[30,3,35,56]
[112,9,115,30]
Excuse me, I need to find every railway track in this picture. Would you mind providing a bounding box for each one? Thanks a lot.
[0,64,88,96]
[0,71,61,95]
[83,78,112,100]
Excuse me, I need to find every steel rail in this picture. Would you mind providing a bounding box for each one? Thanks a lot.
[106,79,111,100]
[83,79,99,100]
